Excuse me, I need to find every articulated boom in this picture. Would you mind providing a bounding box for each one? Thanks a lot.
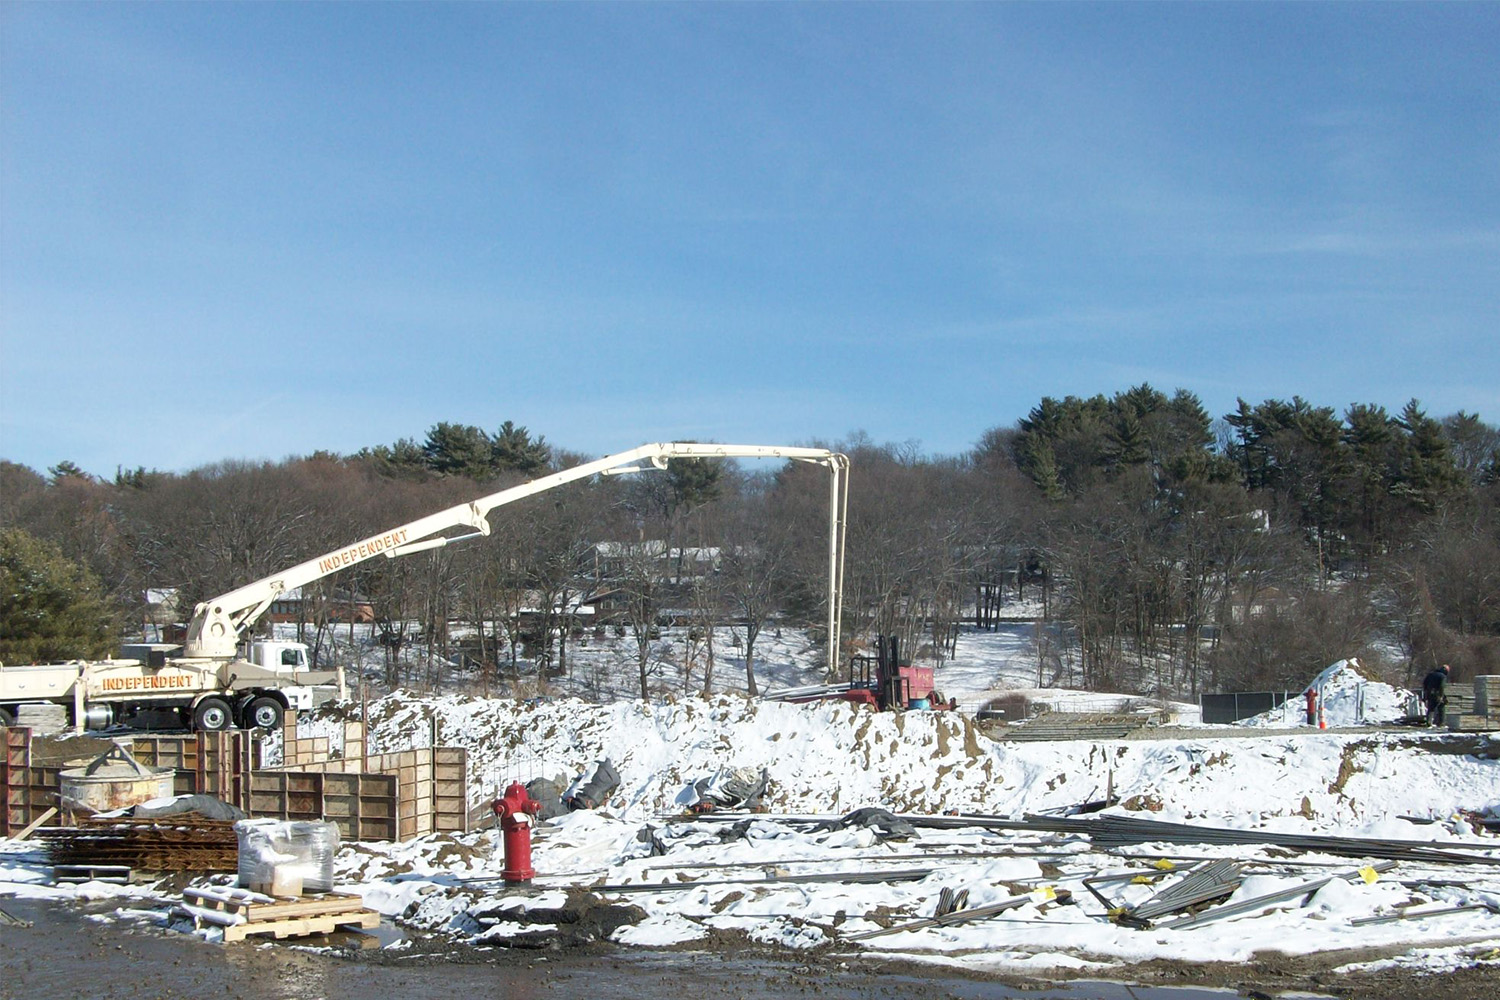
[184,442,849,670]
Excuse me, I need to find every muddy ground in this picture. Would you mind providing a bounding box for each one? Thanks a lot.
[1,895,1493,1000]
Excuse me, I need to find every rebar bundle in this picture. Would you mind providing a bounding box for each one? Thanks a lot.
[39,817,240,873]
[1008,814,1500,866]
[1124,858,1245,922]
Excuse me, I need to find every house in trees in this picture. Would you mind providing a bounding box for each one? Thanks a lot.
[144,588,181,621]
[514,592,599,631]
[1228,585,1289,623]
[267,587,375,624]
[589,541,723,584]
[141,588,181,641]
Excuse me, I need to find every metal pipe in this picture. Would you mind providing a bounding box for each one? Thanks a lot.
[597,867,935,894]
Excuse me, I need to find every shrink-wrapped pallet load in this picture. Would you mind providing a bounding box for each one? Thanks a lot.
[233,818,339,897]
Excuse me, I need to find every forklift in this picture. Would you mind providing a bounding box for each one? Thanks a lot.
[840,635,954,711]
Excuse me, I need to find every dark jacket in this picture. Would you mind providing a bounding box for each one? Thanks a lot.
[1422,669,1449,699]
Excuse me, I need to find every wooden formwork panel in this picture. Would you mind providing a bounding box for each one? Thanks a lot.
[0,719,465,841]
[2,768,58,836]
[319,773,367,797]
[130,733,253,814]
[0,731,63,836]
[358,820,398,841]
[320,796,356,819]
[255,714,466,841]
[130,739,189,771]
[245,770,398,841]
[1,759,20,836]
[358,795,395,819]
[249,772,309,819]
[29,769,60,815]
[434,799,467,830]
[6,727,33,766]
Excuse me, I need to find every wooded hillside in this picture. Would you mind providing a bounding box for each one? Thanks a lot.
[4,389,1497,700]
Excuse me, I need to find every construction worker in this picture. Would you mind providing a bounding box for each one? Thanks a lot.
[1421,663,1451,727]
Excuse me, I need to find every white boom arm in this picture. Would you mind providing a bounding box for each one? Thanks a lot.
[184,442,850,673]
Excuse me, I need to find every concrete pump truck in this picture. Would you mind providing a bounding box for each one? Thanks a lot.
[1,443,849,734]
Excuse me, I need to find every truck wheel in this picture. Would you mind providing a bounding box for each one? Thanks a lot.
[192,697,234,732]
[243,696,284,731]
[0,705,14,728]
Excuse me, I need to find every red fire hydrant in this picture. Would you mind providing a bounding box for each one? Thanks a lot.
[492,781,542,884]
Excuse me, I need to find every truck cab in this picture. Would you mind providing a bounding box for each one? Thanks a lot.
[250,640,311,673]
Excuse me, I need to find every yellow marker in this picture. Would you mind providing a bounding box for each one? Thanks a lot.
[1031,885,1058,903]
[1359,866,1379,884]
[1152,859,1176,871]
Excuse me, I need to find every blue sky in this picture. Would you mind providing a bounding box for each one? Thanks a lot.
[3,2,1497,476]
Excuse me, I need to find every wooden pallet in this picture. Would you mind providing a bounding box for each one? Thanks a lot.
[182,887,380,942]
[53,863,130,884]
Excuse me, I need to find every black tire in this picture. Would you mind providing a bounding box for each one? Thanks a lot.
[0,705,15,728]
[192,696,234,732]
[243,696,284,731]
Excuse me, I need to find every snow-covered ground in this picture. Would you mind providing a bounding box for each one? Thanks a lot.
[3,626,1495,986]
[298,615,1426,737]
[300,617,1209,723]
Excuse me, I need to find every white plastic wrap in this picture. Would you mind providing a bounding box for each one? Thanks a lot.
[234,818,340,896]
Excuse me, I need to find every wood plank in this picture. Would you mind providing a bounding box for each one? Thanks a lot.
[184,885,275,906]
[13,806,57,842]
[183,888,368,922]
[220,909,380,942]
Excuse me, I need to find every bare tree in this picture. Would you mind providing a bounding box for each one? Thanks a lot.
[617,538,666,700]
[721,488,791,697]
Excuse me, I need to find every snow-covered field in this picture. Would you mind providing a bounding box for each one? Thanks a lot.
[311,616,1209,721]
[297,612,1424,731]
[3,628,1497,987]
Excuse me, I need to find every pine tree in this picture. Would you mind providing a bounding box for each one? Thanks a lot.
[1024,438,1065,500]
[47,461,90,484]
[422,422,493,479]
[1106,411,1150,469]
[0,528,118,663]
[1396,400,1465,510]
[491,421,551,476]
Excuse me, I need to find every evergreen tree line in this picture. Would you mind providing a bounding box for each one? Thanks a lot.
[2,390,1497,700]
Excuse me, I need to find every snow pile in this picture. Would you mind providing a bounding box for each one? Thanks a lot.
[1238,658,1411,729]
[348,691,1500,833]
[364,694,1004,818]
